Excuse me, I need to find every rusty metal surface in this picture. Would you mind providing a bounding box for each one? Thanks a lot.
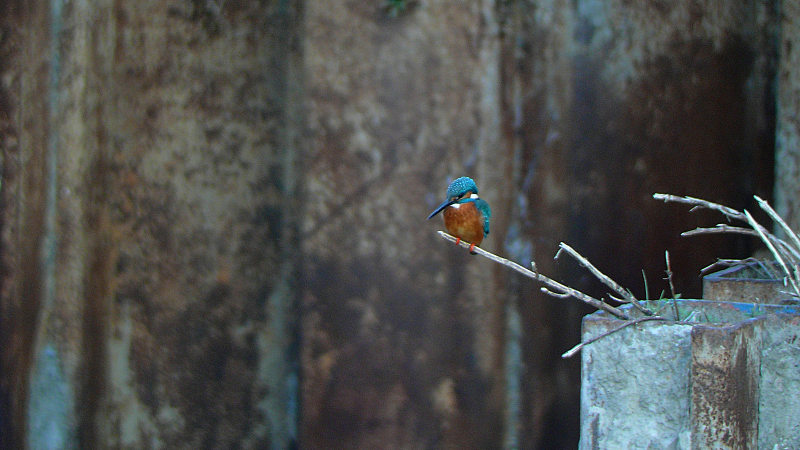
[690,320,761,449]
[703,262,787,304]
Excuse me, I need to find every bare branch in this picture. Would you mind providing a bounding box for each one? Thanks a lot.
[653,193,747,221]
[664,250,677,298]
[756,195,800,253]
[556,243,651,315]
[701,258,774,277]
[744,209,800,297]
[561,315,667,358]
[664,251,681,320]
[681,225,759,238]
[656,192,800,299]
[436,231,631,319]
[684,225,800,264]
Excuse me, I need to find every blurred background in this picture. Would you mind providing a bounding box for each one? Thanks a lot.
[0,0,797,448]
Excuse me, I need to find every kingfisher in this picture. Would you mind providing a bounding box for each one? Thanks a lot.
[427,176,491,254]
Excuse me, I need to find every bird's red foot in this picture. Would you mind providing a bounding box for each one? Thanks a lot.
[454,237,461,246]
[468,243,477,254]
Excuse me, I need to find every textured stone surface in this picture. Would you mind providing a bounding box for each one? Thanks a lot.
[580,313,693,449]
[559,0,777,295]
[758,314,800,449]
[303,0,781,448]
[502,1,778,446]
[775,0,800,229]
[582,303,800,449]
[0,3,55,448]
[0,0,791,448]
[301,2,507,448]
[0,1,302,448]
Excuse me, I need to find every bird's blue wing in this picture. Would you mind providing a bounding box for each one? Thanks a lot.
[475,199,491,236]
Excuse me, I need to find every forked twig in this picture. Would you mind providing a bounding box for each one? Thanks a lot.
[701,258,781,279]
[436,193,800,360]
[654,192,800,299]
[756,195,800,253]
[745,209,800,296]
[436,231,632,319]
[684,225,800,262]
[555,243,651,315]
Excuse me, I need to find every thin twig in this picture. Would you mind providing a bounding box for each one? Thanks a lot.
[753,258,782,279]
[664,251,680,320]
[556,243,652,315]
[755,197,800,283]
[756,195,800,253]
[700,259,736,274]
[656,193,800,299]
[681,224,759,238]
[700,258,782,280]
[436,231,631,319]
[744,209,800,297]
[561,315,666,358]
[664,250,677,298]
[653,193,747,221]
[685,226,800,265]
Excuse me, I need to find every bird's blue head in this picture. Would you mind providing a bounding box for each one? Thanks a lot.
[427,176,480,220]
[445,176,478,199]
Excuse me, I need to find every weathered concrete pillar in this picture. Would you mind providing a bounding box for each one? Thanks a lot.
[0,0,785,447]
[302,0,780,447]
[0,1,303,447]
[758,314,800,448]
[507,0,778,445]
[580,310,693,448]
[581,301,800,449]
[301,1,509,447]
[775,0,800,229]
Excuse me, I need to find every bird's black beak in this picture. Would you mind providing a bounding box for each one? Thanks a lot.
[427,198,455,219]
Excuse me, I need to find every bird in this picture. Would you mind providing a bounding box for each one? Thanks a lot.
[427,176,491,254]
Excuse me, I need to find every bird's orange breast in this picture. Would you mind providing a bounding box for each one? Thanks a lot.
[442,202,484,246]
